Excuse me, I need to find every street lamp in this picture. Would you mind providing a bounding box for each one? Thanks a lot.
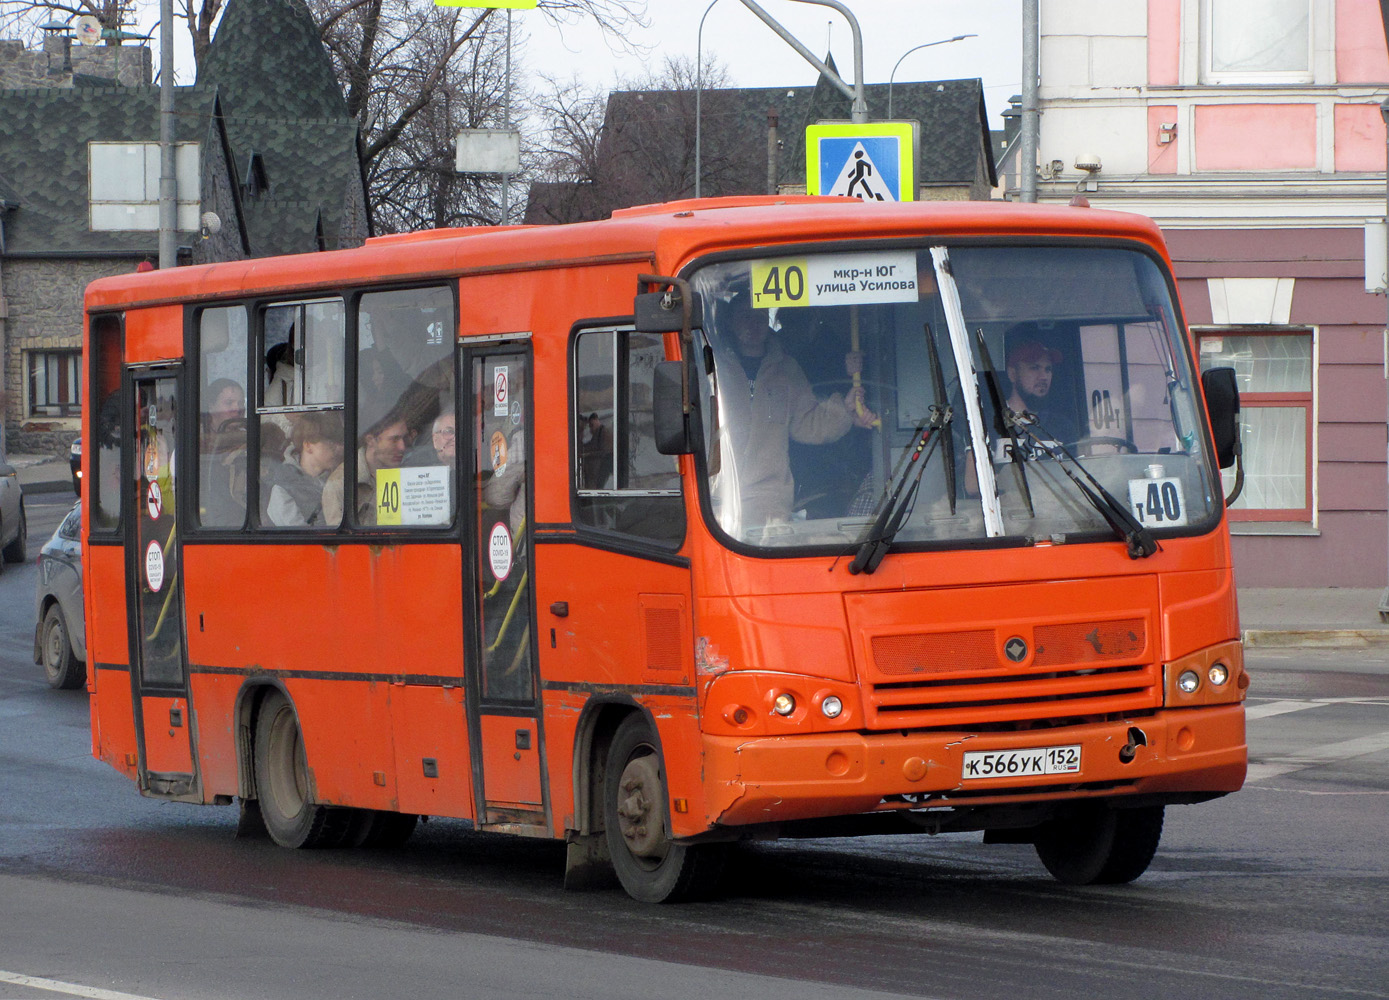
[887,34,975,119]
[695,0,724,199]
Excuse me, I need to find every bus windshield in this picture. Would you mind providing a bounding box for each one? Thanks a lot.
[690,244,1219,554]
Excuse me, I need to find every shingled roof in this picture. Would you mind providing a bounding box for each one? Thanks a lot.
[526,59,997,224]
[0,85,241,256]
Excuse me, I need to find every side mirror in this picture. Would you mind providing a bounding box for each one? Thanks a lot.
[653,360,693,455]
[635,284,703,333]
[1201,366,1240,469]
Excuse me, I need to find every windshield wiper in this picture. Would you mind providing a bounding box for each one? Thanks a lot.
[1007,412,1158,560]
[848,404,951,575]
[974,330,1034,517]
[847,325,956,575]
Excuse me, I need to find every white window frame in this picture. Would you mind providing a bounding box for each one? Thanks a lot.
[89,142,201,232]
[1200,0,1315,85]
[26,349,83,419]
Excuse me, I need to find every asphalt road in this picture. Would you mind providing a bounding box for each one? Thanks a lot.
[1,499,1385,1000]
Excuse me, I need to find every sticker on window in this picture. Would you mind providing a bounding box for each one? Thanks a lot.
[375,466,451,526]
[749,251,919,309]
[1127,474,1188,527]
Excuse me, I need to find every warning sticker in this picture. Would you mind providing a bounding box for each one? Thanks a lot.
[145,540,165,593]
[750,251,919,309]
[375,466,451,526]
[146,481,163,521]
[489,521,512,580]
[493,366,510,416]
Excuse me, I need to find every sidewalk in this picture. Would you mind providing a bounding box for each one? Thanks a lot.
[12,451,1389,648]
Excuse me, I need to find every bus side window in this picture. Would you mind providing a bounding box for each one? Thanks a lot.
[572,327,684,546]
[197,306,249,529]
[90,313,124,534]
[332,286,455,528]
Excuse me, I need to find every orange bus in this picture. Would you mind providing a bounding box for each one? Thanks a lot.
[82,197,1248,901]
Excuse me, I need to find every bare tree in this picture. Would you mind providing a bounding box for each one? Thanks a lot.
[530,55,747,224]
[0,0,222,69]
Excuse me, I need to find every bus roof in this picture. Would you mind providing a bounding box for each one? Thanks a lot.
[84,197,1170,311]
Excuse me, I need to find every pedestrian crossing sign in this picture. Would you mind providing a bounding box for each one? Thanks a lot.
[805,121,918,203]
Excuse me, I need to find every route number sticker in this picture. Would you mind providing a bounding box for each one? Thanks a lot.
[144,540,165,593]
[749,251,918,309]
[375,467,451,526]
[1127,476,1188,527]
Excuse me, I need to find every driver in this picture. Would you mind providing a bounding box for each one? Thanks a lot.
[716,289,877,530]
[1004,336,1079,445]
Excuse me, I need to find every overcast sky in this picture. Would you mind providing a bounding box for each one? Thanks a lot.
[524,0,1024,122]
[147,0,1023,126]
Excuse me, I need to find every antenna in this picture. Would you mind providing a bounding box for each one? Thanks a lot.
[74,15,101,45]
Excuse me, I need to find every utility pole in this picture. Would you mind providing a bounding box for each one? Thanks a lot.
[157,0,176,267]
[1020,0,1039,203]
[738,0,866,123]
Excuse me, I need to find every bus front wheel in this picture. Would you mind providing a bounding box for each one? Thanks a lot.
[1034,803,1164,885]
[603,715,724,903]
[254,691,352,849]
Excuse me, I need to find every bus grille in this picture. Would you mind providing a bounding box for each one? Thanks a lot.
[864,619,1159,730]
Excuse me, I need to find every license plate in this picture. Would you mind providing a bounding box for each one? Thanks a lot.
[961,745,1082,780]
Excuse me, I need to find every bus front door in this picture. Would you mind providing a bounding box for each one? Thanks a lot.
[128,370,198,799]
[466,345,548,832]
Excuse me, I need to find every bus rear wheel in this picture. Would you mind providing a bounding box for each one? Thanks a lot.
[604,715,724,903]
[254,691,352,849]
[1034,803,1164,885]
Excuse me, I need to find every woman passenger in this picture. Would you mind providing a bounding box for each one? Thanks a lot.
[265,412,345,527]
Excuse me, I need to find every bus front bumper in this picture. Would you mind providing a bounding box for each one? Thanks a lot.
[701,704,1246,828]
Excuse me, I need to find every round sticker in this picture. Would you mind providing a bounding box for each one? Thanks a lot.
[145,540,165,593]
[146,481,163,521]
[489,522,512,581]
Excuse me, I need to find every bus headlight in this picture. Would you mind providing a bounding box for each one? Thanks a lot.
[772,693,796,716]
[1208,663,1229,686]
[1177,670,1201,694]
[820,695,843,719]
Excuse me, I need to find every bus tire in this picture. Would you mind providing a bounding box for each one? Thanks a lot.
[1034,803,1164,885]
[603,714,724,903]
[253,691,352,849]
[40,604,85,690]
[347,809,419,848]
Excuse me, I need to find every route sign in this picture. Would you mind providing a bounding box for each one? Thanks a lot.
[805,121,919,203]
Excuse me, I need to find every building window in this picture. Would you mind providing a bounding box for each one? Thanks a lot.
[1199,331,1313,521]
[89,142,201,231]
[27,350,82,418]
[1202,0,1312,84]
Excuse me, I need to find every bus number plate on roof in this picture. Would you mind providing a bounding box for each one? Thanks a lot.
[750,251,918,309]
[962,745,1081,780]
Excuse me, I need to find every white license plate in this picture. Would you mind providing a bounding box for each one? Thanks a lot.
[961,745,1082,780]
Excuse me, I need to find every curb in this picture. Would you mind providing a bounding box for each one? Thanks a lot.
[1242,628,1389,649]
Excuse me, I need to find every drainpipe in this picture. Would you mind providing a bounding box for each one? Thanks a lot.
[767,110,779,194]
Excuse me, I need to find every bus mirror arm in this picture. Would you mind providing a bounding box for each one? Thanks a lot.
[639,275,701,455]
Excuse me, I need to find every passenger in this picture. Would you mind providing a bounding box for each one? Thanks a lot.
[579,412,611,489]
[321,409,411,526]
[199,378,248,526]
[716,289,877,529]
[266,412,345,527]
[431,409,456,464]
[265,341,296,407]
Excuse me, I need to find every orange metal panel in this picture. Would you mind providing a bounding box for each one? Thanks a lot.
[123,304,183,363]
[188,673,242,799]
[141,695,194,774]
[391,683,474,818]
[84,545,128,668]
[91,664,137,779]
[480,715,541,807]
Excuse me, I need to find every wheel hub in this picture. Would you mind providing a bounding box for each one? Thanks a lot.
[616,754,667,859]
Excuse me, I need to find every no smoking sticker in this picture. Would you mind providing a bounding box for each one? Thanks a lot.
[146,481,163,521]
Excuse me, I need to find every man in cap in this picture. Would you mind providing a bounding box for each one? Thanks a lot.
[1005,337,1078,444]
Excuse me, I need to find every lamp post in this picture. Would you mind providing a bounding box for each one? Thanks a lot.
[1379,97,1389,620]
[695,0,723,199]
[887,34,975,118]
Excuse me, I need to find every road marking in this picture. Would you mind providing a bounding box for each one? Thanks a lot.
[0,971,163,1000]
[1246,729,1389,783]
[1245,699,1320,720]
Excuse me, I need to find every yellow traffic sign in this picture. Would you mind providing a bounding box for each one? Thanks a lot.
[805,121,918,202]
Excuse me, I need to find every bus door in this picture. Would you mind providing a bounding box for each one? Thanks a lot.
[464,343,548,831]
[128,369,198,799]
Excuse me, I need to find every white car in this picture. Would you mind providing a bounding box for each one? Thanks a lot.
[0,451,26,569]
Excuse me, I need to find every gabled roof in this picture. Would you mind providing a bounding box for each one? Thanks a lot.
[526,63,997,224]
[0,86,221,254]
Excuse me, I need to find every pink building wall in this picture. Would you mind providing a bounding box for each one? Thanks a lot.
[1194,105,1318,170]
[1334,104,1387,171]
[1337,0,1389,81]
[1148,0,1181,86]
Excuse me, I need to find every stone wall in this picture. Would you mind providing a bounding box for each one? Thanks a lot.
[0,257,135,454]
[0,36,149,89]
